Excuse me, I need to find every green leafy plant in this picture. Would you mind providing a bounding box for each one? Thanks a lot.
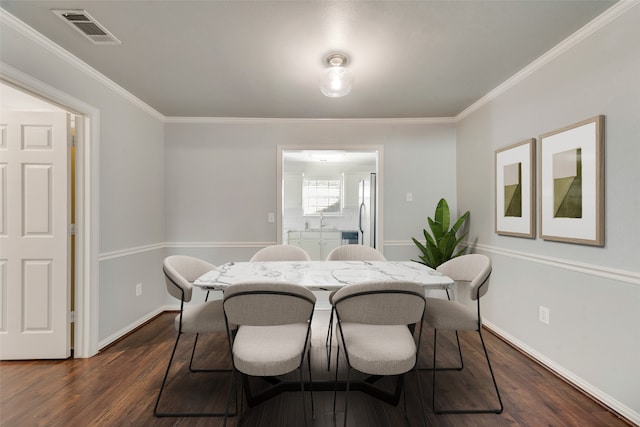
[412,198,470,268]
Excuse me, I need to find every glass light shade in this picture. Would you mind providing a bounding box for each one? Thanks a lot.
[319,66,354,98]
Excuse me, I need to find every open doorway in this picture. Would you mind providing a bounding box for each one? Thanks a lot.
[0,80,88,359]
[276,145,383,260]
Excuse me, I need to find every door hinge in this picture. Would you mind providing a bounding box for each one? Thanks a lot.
[71,135,77,148]
[69,224,76,235]
[69,311,75,323]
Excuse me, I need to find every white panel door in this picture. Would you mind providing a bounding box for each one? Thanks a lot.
[0,111,70,359]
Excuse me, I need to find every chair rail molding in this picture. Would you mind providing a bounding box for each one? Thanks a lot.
[98,241,278,262]
[98,243,166,262]
[472,243,640,286]
[381,240,639,286]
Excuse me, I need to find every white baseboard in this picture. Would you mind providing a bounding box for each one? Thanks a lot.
[484,320,640,426]
[97,306,171,350]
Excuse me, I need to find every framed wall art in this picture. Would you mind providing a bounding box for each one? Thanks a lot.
[495,138,536,238]
[539,115,604,246]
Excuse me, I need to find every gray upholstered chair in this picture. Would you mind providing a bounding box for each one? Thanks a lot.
[325,245,386,262]
[249,244,311,261]
[222,282,316,426]
[325,245,387,370]
[154,255,235,418]
[332,281,427,426]
[427,254,503,414]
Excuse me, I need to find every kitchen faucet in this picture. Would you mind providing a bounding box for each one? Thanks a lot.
[320,212,326,229]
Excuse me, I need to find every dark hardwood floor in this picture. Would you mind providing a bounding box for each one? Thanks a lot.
[0,311,630,427]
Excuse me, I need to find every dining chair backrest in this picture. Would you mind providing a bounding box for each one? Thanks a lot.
[436,254,491,301]
[325,245,386,261]
[223,282,316,326]
[163,255,215,303]
[155,255,231,418]
[249,244,312,262]
[222,281,316,424]
[332,281,425,326]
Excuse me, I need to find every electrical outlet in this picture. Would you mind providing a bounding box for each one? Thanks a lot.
[406,192,413,202]
[136,283,142,297]
[267,212,275,223]
[539,305,550,325]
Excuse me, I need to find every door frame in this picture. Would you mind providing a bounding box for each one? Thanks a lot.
[1,65,100,358]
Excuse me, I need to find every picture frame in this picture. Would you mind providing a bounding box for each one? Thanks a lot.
[495,138,536,238]
[539,115,605,246]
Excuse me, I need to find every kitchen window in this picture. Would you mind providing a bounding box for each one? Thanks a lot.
[302,178,342,215]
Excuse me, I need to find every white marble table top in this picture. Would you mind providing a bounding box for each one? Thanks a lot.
[193,260,453,291]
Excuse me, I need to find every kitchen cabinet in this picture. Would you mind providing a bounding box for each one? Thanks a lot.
[287,231,301,245]
[287,230,341,260]
[344,172,368,208]
[322,232,341,258]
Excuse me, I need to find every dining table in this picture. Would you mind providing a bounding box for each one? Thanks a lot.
[192,259,453,407]
[193,260,454,291]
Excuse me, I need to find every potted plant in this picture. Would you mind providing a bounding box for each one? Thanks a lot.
[412,198,470,268]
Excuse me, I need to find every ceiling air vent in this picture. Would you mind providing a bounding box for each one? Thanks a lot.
[52,9,121,45]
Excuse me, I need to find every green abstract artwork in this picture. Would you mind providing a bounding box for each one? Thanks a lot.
[504,162,522,217]
[553,148,582,218]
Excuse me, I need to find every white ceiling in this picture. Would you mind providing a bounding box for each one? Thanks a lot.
[0,1,617,119]
[284,149,377,166]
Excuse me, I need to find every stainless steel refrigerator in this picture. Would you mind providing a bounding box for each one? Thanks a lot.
[358,173,377,247]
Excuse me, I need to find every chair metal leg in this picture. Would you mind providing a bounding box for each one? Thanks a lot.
[189,333,233,373]
[154,331,182,417]
[432,328,504,414]
[343,363,351,427]
[432,329,439,412]
[477,329,504,413]
[299,364,308,427]
[413,365,428,427]
[418,329,464,372]
[189,292,233,372]
[326,307,335,370]
[154,332,236,418]
[223,364,238,427]
[453,330,464,369]
[418,289,464,372]
[402,379,407,415]
[307,348,315,419]
[333,345,340,422]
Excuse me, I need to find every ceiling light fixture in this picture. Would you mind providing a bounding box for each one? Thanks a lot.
[319,53,354,98]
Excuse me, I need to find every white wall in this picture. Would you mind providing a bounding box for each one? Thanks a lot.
[0,14,167,345]
[164,120,457,264]
[7,10,637,422]
[456,5,640,421]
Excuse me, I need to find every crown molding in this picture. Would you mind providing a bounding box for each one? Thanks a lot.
[0,8,164,121]
[4,1,637,125]
[456,0,640,121]
[164,116,456,125]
